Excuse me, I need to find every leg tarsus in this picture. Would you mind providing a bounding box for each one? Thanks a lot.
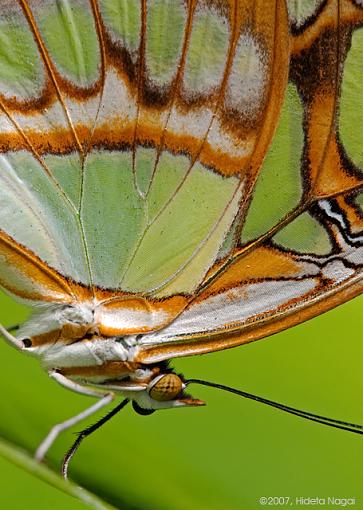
[35,394,114,462]
[35,371,115,462]
[62,398,129,479]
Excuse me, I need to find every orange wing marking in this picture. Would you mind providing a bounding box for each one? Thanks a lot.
[0,230,76,302]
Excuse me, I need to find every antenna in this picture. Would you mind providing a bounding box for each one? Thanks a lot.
[186,379,363,435]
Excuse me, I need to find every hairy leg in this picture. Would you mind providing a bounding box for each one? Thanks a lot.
[62,398,129,479]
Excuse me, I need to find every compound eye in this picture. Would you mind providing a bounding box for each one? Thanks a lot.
[148,373,183,401]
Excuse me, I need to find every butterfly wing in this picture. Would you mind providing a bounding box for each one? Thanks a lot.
[0,1,361,354]
[135,0,363,362]
[0,0,101,300]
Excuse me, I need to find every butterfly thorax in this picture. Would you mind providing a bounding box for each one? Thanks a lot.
[15,302,203,410]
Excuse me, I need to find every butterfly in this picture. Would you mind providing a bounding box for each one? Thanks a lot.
[0,0,362,479]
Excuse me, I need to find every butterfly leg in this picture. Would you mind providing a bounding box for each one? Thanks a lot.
[62,398,129,479]
[35,370,115,462]
[0,322,24,350]
[4,323,20,333]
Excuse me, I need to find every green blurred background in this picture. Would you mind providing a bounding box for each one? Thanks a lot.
[0,290,362,510]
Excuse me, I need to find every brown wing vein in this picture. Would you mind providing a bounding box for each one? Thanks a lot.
[19,0,84,157]
[143,0,197,198]
[132,0,147,196]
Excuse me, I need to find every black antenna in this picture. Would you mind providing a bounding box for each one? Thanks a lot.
[186,379,363,435]
[62,398,129,479]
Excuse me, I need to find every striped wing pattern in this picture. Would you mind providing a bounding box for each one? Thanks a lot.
[0,0,361,361]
